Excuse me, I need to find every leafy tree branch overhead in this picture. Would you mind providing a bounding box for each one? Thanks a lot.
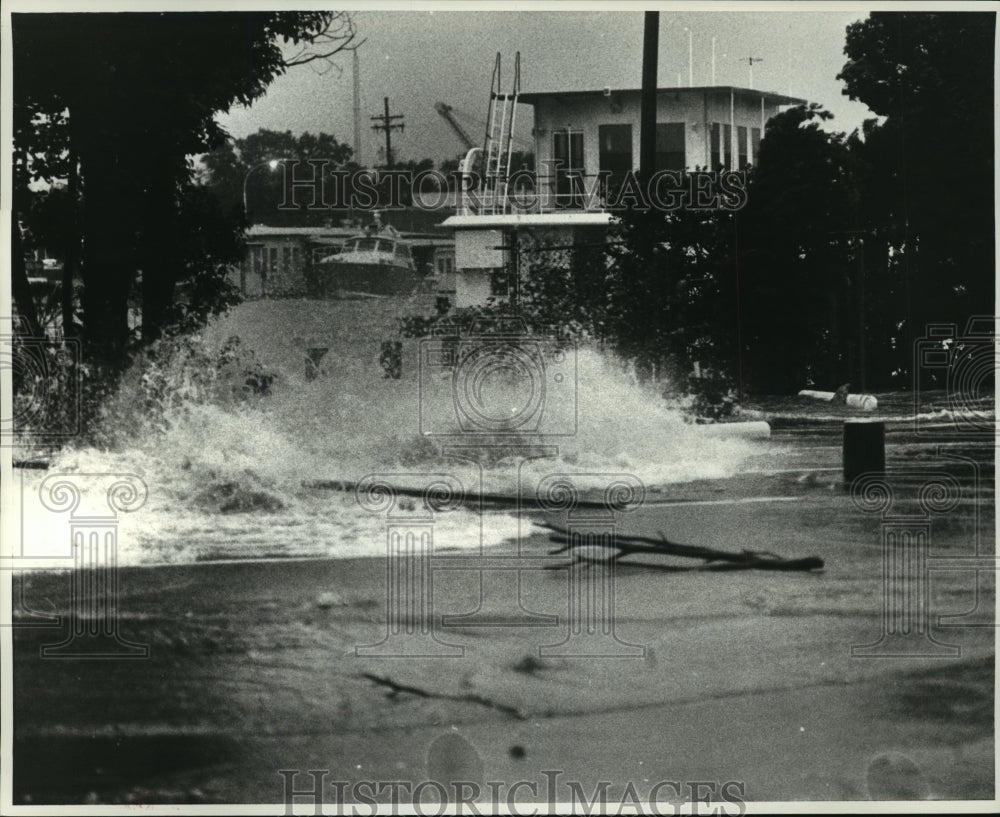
[13,11,360,361]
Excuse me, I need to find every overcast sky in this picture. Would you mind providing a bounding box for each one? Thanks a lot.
[216,8,878,166]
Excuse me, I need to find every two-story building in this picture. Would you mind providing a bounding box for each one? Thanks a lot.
[441,85,805,307]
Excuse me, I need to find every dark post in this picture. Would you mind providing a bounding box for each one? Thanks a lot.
[384,97,393,169]
[843,420,885,484]
[379,340,402,379]
[857,235,866,393]
[509,229,519,307]
[371,97,405,170]
[639,12,660,186]
[305,347,329,381]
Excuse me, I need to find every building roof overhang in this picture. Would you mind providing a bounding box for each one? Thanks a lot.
[518,86,807,107]
[441,212,613,229]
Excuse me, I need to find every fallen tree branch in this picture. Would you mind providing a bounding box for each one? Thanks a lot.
[538,522,824,572]
[361,673,527,720]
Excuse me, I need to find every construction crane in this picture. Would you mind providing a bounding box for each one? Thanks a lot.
[434,102,476,150]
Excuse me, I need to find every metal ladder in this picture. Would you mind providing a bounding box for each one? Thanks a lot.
[481,52,520,214]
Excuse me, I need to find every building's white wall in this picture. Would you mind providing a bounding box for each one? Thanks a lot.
[449,89,793,310]
[454,229,504,271]
[454,269,494,306]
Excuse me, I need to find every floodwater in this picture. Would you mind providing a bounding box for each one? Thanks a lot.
[9,296,994,568]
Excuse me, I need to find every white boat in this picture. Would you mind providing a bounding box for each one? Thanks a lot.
[306,222,421,297]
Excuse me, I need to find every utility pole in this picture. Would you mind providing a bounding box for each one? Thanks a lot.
[353,50,362,166]
[639,11,659,187]
[744,56,763,89]
[371,96,404,169]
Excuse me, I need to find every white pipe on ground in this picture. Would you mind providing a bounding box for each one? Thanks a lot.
[695,421,771,440]
[798,390,878,411]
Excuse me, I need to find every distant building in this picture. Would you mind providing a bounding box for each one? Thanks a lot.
[441,85,806,308]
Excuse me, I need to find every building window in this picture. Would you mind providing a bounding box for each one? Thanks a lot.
[751,127,761,165]
[738,126,748,170]
[723,126,732,170]
[598,124,632,200]
[437,254,454,275]
[655,123,685,172]
[292,246,300,268]
[711,123,722,171]
[282,245,292,271]
[268,247,278,272]
[552,129,584,207]
[251,246,263,273]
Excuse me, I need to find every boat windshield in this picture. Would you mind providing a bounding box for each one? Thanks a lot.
[395,244,412,260]
[376,239,395,253]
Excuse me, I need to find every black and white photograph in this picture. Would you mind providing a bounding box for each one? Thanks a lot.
[2,1,996,812]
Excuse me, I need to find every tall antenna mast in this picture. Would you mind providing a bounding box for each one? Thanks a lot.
[352,50,362,166]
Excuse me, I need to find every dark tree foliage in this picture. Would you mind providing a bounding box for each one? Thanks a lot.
[13,11,359,362]
[838,11,996,382]
[735,104,862,392]
[202,129,355,227]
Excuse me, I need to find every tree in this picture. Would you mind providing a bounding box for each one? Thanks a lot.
[838,12,995,382]
[734,104,862,392]
[203,129,355,227]
[13,11,360,360]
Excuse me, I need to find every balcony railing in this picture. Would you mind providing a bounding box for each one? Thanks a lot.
[455,172,612,217]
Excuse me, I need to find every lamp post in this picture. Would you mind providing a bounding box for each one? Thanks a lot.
[242,159,280,220]
[241,159,279,297]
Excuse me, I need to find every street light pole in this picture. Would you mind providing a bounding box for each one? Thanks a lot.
[242,159,280,219]
[241,159,279,298]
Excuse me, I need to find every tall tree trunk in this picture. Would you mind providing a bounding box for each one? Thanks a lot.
[62,147,79,337]
[11,216,41,338]
[76,134,136,365]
